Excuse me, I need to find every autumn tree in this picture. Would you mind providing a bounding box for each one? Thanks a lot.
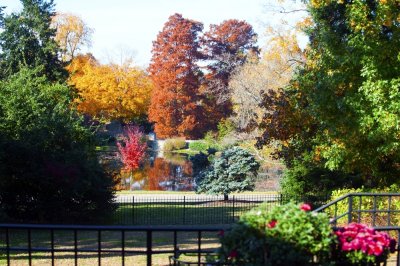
[67,54,153,122]
[117,126,147,172]
[52,12,93,62]
[230,28,304,132]
[148,13,204,139]
[0,0,66,81]
[201,20,258,127]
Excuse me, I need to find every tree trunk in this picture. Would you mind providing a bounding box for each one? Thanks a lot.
[224,193,229,201]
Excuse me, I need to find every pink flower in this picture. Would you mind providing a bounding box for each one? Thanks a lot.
[267,219,277,229]
[300,203,312,211]
[228,250,238,258]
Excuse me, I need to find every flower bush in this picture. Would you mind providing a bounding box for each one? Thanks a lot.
[333,223,396,265]
[218,202,333,265]
[217,202,397,265]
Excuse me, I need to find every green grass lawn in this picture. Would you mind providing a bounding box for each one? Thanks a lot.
[113,200,279,225]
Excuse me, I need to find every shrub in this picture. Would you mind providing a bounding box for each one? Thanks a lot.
[0,68,115,223]
[163,137,186,151]
[217,119,235,141]
[117,126,147,171]
[333,223,396,265]
[218,202,333,265]
[196,146,260,197]
[280,160,363,201]
[189,141,210,152]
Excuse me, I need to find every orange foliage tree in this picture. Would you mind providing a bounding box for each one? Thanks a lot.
[148,13,205,139]
[201,20,258,128]
[67,54,153,122]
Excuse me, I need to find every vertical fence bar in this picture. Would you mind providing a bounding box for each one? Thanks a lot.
[373,195,377,227]
[348,195,353,224]
[5,228,10,266]
[132,196,135,225]
[388,195,392,226]
[98,230,101,266]
[28,228,32,266]
[173,230,178,266]
[232,195,235,222]
[121,230,125,266]
[146,230,152,266]
[74,229,78,266]
[183,196,186,225]
[334,202,338,226]
[50,229,54,266]
[197,230,202,265]
[358,195,362,223]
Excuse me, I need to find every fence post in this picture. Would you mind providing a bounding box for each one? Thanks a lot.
[183,196,186,224]
[348,195,353,224]
[132,196,135,225]
[147,230,152,266]
[232,195,235,222]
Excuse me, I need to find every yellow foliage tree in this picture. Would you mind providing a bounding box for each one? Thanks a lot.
[52,13,93,62]
[229,27,304,132]
[67,54,153,122]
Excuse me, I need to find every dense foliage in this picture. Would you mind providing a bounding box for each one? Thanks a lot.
[148,13,205,139]
[196,146,260,196]
[218,202,333,265]
[117,126,147,172]
[0,0,66,81]
[0,68,115,223]
[258,0,400,197]
[149,14,258,139]
[333,223,396,265]
[67,54,153,122]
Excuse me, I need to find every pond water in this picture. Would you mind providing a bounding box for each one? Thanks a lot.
[99,148,195,191]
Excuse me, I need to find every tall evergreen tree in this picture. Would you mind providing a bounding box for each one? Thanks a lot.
[0,0,66,81]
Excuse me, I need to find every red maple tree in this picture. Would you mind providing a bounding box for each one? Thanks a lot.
[148,13,205,139]
[117,126,147,171]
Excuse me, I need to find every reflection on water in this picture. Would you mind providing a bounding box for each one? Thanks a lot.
[118,153,194,191]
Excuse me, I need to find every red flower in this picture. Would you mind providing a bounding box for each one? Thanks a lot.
[228,250,238,258]
[218,230,225,237]
[300,203,312,211]
[267,219,277,228]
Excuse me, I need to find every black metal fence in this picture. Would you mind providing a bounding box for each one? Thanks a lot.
[314,193,400,227]
[113,194,328,225]
[0,223,228,266]
[1,193,400,265]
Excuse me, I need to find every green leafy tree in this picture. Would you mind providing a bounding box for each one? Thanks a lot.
[258,0,400,197]
[0,0,66,81]
[0,68,114,223]
[196,146,259,199]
